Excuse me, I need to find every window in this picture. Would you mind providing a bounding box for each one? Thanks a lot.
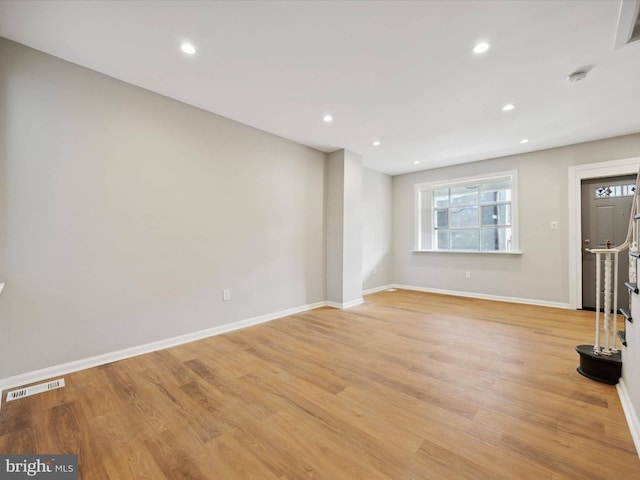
[594,184,636,198]
[415,171,518,252]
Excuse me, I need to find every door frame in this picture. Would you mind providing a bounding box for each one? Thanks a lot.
[568,156,640,309]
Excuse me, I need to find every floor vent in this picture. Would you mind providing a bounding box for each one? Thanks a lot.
[6,378,65,402]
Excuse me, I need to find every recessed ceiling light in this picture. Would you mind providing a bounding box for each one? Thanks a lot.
[413,161,420,165]
[520,138,529,144]
[567,70,588,83]
[323,114,333,123]
[502,103,516,111]
[372,140,381,146]
[473,41,490,54]
[180,43,196,55]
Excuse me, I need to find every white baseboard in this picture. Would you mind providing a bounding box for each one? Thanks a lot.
[0,285,568,413]
[326,297,365,309]
[391,284,571,309]
[0,301,327,397]
[362,284,394,296]
[617,378,640,458]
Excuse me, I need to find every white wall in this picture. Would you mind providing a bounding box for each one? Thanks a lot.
[392,133,640,306]
[363,167,392,291]
[0,38,326,380]
[625,290,640,450]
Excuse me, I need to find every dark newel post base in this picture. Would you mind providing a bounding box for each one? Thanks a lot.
[576,345,622,385]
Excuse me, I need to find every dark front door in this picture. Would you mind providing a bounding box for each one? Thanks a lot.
[581,175,636,310]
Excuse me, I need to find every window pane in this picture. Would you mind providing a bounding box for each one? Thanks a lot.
[433,188,449,208]
[435,229,449,250]
[449,206,478,227]
[480,179,512,204]
[435,209,448,228]
[594,184,636,198]
[451,230,478,250]
[481,204,511,226]
[450,185,478,206]
[481,228,512,251]
[416,171,517,253]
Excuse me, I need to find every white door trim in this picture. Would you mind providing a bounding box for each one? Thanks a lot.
[568,157,640,309]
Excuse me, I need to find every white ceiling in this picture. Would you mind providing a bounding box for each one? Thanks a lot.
[1,0,640,175]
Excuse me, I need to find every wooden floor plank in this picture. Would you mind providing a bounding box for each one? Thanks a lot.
[0,289,638,479]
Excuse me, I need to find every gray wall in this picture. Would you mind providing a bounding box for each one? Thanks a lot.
[342,150,363,305]
[0,39,326,379]
[325,151,345,304]
[3,35,640,427]
[325,149,363,306]
[392,134,640,305]
[363,167,392,291]
[393,135,640,435]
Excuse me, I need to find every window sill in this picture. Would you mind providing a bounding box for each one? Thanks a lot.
[412,250,523,255]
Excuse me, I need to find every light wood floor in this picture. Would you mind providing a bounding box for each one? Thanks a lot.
[1,289,639,479]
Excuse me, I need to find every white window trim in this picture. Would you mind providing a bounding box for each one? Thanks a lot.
[414,170,520,253]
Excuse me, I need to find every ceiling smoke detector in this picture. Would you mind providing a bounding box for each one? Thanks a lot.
[567,70,588,83]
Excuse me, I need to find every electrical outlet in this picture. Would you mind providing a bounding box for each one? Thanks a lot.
[465,271,471,279]
[551,221,558,230]
[223,289,231,301]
